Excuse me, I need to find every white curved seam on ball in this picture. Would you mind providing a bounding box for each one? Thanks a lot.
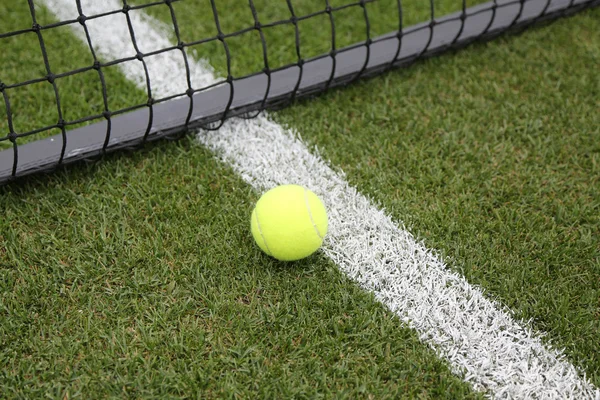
[253,208,273,257]
[304,187,324,241]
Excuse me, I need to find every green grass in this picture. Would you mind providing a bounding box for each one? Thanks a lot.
[0,2,144,149]
[276,7,600,385]
[1,0,599,397]
[1,0,482,148]
[0,141,480,398]
[138,0,476,78]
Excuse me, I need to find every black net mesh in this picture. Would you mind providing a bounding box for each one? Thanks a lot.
[0,0,597,183]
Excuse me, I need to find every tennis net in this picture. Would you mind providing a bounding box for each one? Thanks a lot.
[0,0,597,183]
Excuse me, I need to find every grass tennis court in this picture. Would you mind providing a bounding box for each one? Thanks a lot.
[1,0,599,398]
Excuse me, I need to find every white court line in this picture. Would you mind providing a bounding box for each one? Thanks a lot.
[41,0,599,398]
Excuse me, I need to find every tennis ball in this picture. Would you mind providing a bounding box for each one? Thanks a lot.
[251,184,328,261]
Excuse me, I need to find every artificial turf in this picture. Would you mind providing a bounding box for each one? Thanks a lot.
[1,0,599,397]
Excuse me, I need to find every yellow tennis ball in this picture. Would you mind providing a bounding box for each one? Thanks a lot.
[251,184,328,261]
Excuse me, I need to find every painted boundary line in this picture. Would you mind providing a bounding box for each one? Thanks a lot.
[41,0,600,398]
